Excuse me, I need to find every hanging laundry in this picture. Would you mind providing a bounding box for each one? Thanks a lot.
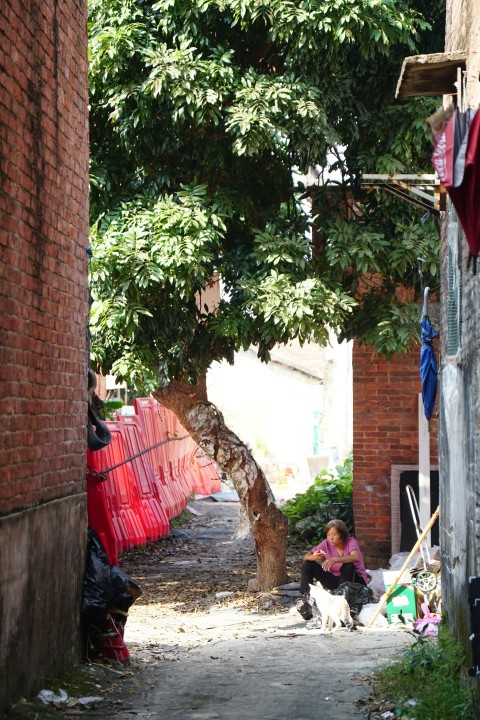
[428,106,480,272]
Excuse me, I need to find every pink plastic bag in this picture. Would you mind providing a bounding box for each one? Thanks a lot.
[414,602,441,636]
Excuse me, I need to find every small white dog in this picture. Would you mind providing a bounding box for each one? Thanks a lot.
[308,581,354,633]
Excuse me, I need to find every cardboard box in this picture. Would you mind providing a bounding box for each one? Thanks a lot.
[383,570,417,624]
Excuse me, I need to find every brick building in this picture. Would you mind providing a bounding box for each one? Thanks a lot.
[353,343,439,568]
[0,0,89,712]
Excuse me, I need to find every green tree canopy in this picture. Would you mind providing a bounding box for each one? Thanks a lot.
[88,0,445,388]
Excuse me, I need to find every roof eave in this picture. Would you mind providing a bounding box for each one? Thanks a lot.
[395,51,467,100]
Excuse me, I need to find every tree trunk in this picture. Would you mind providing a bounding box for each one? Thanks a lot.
[153,380,288,590]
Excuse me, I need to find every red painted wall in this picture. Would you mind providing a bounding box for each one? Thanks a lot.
[352,341,439,567]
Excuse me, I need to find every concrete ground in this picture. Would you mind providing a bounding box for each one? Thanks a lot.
[5,498,413,720]
[85,498,413,720]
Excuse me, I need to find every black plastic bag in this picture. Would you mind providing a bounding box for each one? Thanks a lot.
[334,582,374,617]
[87,369,112,451]
[82,528,143,634]
[81,528,113,631]
[110,566,142,616]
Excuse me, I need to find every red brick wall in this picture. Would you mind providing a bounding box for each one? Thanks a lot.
[352,342,439,567]
[0,0,89,513]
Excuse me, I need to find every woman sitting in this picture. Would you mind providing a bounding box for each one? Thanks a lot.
[298,518,368,619]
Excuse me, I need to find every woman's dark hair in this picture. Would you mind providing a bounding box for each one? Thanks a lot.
[325,519,349,543]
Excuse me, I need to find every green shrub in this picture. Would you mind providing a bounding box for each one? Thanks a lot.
[281,455,353,544]
[374,621,475,720]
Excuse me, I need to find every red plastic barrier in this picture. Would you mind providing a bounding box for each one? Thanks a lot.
[181,435,200,493]
[87,395,224,556]
[193,449,222,495]
[134,396,222,499]
[162,408,191,507]
[87,448,129,556]
[89,616,130,664]
[92,423,148,550]
[133,397,185,517]
[176,419,198,497]
[86,454,120,566]
[132,397,222,501]
[116,416,170,540]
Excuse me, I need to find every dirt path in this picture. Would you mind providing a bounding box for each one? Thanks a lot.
[74,497,413,720]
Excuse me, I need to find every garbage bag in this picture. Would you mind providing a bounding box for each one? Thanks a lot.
[357,603,389,627]
[81,528,113,631]
[87,404,112,451]
[365,568,387,601]
[110,566,142,616]
[82,528,142,634]
[87,370,111,451]
[334,582,374,617]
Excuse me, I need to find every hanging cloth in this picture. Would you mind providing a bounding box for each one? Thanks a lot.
[429,107,480,273]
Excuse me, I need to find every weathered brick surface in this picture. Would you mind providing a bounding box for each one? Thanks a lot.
[353,342,438,567]
[0,0,89,514]
[0,0,89,712]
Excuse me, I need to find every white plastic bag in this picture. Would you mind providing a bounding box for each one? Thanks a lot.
[357,603,389,627]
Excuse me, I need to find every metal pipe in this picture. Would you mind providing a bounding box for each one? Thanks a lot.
[422,286,431,318]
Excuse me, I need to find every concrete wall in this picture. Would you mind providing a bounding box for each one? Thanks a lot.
[440,0,480,679]
[207,339,352,494]
[0,0,89,712]
[0,497,87,709]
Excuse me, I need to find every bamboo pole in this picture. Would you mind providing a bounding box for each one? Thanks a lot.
[367,506,440,627]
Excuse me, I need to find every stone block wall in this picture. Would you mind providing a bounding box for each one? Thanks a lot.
[0,0,89,712]
[353,342,438,568]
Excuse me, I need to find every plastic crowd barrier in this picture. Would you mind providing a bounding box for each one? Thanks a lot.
[164,408,193,504]
[88,424,147,551]
[86,452,120,566]
[133,397,179,517]
[86,395,222,552]
[116,415,170,539]
[135,396,222,502]
[134,397,188,517]
[193,448,222,496]
[87,445,130,557]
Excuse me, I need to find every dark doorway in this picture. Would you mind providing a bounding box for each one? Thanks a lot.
[399,470,439,552]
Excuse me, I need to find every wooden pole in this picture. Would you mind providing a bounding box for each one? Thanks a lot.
[367,506,440,627]
[457,66,462,111]
[418,393,431,545]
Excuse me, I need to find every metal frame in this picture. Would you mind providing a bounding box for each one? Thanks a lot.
[361,174,445,217]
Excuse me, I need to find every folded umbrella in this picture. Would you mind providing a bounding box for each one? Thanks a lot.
[420,288,437,422]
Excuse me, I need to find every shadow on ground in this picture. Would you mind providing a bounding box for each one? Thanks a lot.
[5,498,413,720]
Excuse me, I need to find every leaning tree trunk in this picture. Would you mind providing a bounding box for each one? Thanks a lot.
[153,379,288,590]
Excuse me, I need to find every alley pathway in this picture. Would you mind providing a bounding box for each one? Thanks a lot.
[82,497,412,720]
